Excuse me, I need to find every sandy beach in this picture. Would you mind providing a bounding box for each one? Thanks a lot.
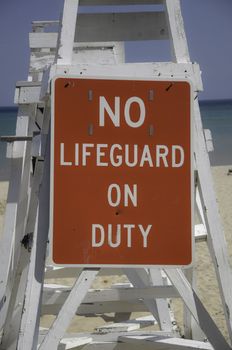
[0,165,232,339]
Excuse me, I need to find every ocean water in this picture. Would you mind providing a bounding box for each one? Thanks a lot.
[199,100,232,166]
[0,101,232,180]
[0,107,18,180]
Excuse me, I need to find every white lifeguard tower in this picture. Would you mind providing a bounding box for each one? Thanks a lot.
[0,1,232,349]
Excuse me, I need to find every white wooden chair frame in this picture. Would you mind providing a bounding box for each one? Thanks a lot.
[0,1,232,349]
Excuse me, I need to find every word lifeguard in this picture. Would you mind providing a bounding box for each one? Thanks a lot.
[59,143,185,168]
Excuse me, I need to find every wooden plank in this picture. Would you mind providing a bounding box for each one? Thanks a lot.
[0,136,33,142]
[204,129,214,152]
[30,52,55,73]
[30,12,168,48]
[41,333,214,350]
[149,269,173,333]
[42,284,178,308]
[95,315,157,334]
[42,300,148,316]
[32,20,59,31]
[164,0,190,63]
[196,188,206,226]
[29,32,58,49]
[75,12,168,42]
[119,335,213,349]
[59,336,92,349]
[32,20,59,26]
[73,43,125,64]
[0,157,45,350]
[183,265,206,341]
[165,269,231,350]
[0,105,35,332]
[48,62,203,92]
[14,85,42,104]
[79,0,163,5]
[38,330,177,347]
[125,269,159,322]
[45,266,123,279]
[17,142,50,350]
[30,43,125,71]
[194,224,207,242]
[39,270,99,350]
[15,81,42,87]
[57,0,79,65]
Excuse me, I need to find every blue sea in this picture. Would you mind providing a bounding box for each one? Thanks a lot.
[0,101,232,180]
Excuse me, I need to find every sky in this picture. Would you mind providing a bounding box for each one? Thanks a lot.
[0,0,232,106]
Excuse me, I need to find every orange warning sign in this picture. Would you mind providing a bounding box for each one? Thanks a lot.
[50,77,193,267]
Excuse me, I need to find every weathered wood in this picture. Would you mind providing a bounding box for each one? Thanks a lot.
[183,267,206,341]
[57,0,79,65]
[29,32,58,49]
[42,300,147,316]
[45,266,124,279]
[17,140,50,350]
[149,269,173,332]
[72,42,125,64]
[125,269,160,324]
[39,269,99,350]
[30,43,125,72]
[164,0,190,63]
[32,20,59,32]
[0,105,35,332]
[0,156,46,350]
[30,52,56,73]
[47,62,203,97]
[95,315,157,334]
[204,129,214,152]
[41,332,214,350]
[30,12,168,48]
[15,81,42,87]
[14,84,42,104]
[0,136,33,142]
[58,336,92,349]
[75,12,168,42]
[79,0,163,5]
[43,284,179,308]
[165,269,231,350]
[119,334,213,349]
[38,330,178,348]
[194,224,207,242]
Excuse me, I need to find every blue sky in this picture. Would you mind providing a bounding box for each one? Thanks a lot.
[0,0,231,106]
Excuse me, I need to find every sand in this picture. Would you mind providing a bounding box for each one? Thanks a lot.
[0,165,232,339]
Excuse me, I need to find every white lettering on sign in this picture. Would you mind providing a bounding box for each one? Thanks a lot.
[124,224,135,248]
[75,143,79,166]
[124,97,146,128]
[140,145,153,167]
[82,144,94,166]
[60,143,72,166]
[172,145,185,167]
[59,143,185,168]
[91,224,152,248]
[110,144,123,167]
[156,145,169,167]
[125,144,138,167]
[99,96,120,127]
[107,184,137,207]
[99,96,146,128]
[96,144,108,166]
